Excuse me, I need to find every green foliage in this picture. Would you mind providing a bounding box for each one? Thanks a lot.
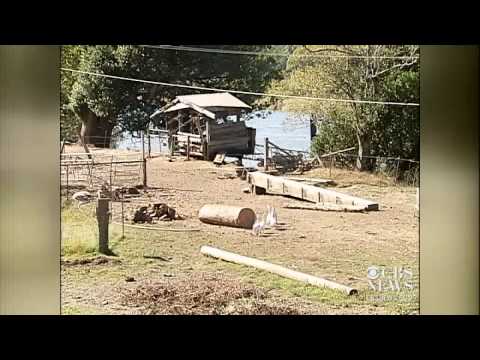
[268,45,420,168]
[61,45,282,137]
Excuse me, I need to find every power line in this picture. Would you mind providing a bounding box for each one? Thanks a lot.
[140,45,419,60]
[61,68,420,107]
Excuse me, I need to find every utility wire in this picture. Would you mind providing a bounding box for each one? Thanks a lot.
[61,68,420,107]
[140,45,419,60]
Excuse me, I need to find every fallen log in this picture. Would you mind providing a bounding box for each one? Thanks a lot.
[198,204,256,229]
[200,246,358,296]
[283,203,368,212]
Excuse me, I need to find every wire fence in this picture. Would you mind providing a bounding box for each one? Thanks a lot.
[251,142,419,187]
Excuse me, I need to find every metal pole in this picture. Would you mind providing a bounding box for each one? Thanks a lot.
[141,130,145,160]
[121,194,125,238]
[186,135,191,161]
[147,126,151,158]
[109,155,113,220]
[264,137,269,172]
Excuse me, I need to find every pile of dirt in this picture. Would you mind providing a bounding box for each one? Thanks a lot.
[61,256,121,267]
[120,275,302,315]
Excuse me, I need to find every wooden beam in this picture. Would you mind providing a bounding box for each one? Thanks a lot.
[200,246,358,295]
[247,172,379,211]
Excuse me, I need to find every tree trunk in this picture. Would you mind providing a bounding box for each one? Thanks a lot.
[78,106,115,148]
[355,131,373,171]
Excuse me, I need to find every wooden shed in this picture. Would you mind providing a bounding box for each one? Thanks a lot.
[150,93,256,161]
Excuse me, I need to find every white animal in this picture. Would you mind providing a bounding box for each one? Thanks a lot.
[265,205,278,228]
[71,191,94,208]
[252,214,266,236]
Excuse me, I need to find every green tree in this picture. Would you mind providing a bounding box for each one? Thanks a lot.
[61,45,281,146]
[268,45,419,170]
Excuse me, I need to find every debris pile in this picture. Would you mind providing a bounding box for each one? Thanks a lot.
[132,203,181,224]
[119,275,303,315]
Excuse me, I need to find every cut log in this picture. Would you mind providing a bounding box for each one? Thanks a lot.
[200,246,358,296]
[198,204,256,229]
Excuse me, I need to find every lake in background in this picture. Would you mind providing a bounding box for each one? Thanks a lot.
[115,111,312,167]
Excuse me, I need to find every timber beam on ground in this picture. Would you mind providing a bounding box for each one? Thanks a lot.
[247,172,379,211]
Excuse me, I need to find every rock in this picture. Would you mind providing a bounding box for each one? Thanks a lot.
[242,187,251,194]
[125,276,135,282]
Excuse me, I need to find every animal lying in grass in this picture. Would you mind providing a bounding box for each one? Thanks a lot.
[71,191,94,208]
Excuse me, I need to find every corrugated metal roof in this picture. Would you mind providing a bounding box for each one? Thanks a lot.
[175,92,251,109]
[150,92,251,119]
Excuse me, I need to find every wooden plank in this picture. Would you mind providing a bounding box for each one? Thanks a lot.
[208,136,251,148]
[247,172,379,211]
[201,246,358,295]
[213,153,226,165]
[286,177,335,185]
[283,203,368,212]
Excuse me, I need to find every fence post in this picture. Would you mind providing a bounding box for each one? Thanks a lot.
[264,137,269,172]
[170,136,175,157]
[147,126,151,158]
[143,157,147,188]
[96,197,110,254]
[186,135,191,161]
[65,165,69,200]
[158,132,162,154]
[394,157,400,184]
[141,130,145,160]
[121,193,125,239]
[329,155,333,178]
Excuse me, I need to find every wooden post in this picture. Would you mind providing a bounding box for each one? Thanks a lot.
[170,135,175,157]
[65,165,69,200]
[329,155,333,178]
[141,130,145,160]
[96,197,110,254]
[143,158,147,188]
[158,132,162,154]
[394,157,400,184]
[264,137,269,172]
[186,135,191,161]
[103,130,107,148]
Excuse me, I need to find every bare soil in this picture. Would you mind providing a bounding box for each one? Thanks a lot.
[61,148,419,315]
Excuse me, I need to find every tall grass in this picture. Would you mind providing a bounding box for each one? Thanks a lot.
[61,202,98,256]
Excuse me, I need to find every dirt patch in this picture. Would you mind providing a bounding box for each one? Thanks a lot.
[62,256,122,267]
[120,274,303,315]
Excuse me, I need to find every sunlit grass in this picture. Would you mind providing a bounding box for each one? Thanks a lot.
[61,202,123,257]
